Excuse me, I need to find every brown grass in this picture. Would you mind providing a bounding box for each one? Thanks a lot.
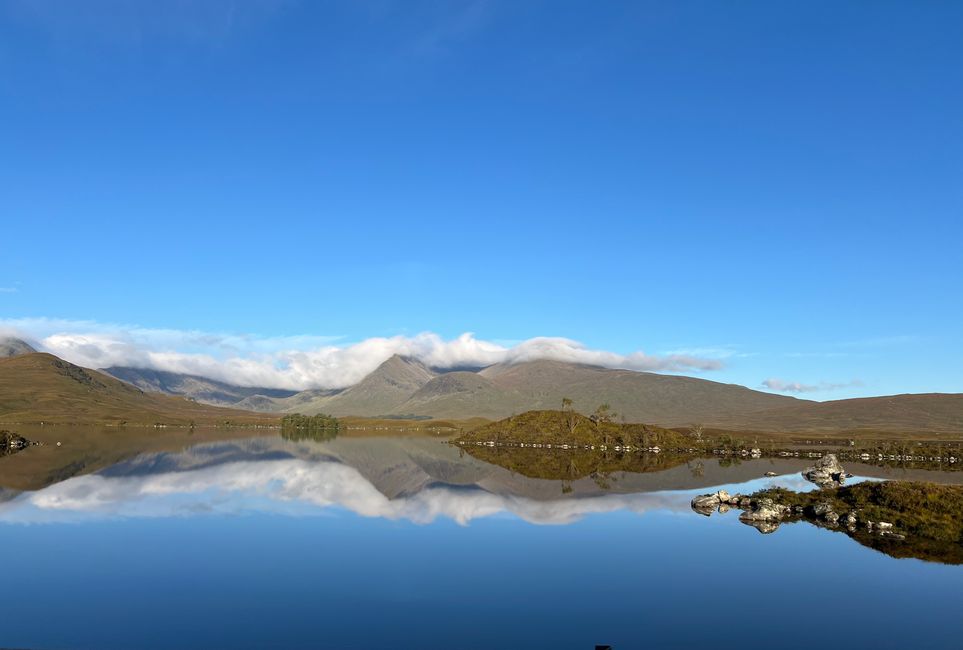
[0,353,279,426]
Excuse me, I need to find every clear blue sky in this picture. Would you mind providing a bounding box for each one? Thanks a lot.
[1,1,961,397]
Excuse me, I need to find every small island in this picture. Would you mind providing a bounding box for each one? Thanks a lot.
[692,455,963,564]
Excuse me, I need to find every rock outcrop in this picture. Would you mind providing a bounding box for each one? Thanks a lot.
[690,490,739,515]
[739,497,788,523]
[802,454,846,487]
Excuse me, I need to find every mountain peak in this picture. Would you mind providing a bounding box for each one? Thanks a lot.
[0,337,36,359]
[363,354,436,386]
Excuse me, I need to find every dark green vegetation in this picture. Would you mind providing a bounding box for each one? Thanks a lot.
[0,353,279,426]
[456,408,693,448]
[280,413,340,441]
[749,482,963,564]
[753,481,963,544]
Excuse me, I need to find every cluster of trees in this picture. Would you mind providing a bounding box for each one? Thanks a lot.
[561,397,616,433]
[280,413,340,442]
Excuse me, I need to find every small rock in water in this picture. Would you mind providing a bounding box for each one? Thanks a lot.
[802,454,846,487]
[742,520,780,534]
[764,471,777,477]
[690,490,735,515]
[739,498,787,522]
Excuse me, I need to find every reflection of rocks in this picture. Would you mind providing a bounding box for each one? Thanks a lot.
[690,490,742,516]
[742,520,780,534]
[1,430,33,457]
[690,480,963,564]
[690,490,738,509]
[802,454,846,487]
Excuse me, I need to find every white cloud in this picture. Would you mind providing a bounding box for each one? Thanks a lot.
[0,317,723,390]
[0,287,17,293]
[761,378,863,394]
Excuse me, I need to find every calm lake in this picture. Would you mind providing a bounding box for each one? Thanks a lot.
[2,429,962,650]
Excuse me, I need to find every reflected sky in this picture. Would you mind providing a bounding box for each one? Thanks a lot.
[2,436,962,650]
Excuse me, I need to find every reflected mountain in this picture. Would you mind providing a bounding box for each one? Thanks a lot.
[3,435,962,564]
[0,437,694,526]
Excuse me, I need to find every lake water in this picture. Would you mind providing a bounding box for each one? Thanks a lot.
[1,431,962,649]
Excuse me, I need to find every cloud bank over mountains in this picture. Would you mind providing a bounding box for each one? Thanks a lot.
[0,318,723,391]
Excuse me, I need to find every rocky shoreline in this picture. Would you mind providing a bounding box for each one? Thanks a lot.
[690,454,963,563]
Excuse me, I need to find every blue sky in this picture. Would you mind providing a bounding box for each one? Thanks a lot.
[1,1,961,397]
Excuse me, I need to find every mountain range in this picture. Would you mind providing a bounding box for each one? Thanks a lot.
[103,353,802,424]
[2,337,961,433]
[103,349,963,434]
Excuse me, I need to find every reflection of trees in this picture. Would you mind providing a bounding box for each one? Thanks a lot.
[281,428,339,443]
[688,460,705,478]
[460,445,696,482]
[591,471,611,490]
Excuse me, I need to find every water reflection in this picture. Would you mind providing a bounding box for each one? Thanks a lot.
[0,434,805,524]
[0,437,708,525]
[2,435,962,564]
[0,455,703,525]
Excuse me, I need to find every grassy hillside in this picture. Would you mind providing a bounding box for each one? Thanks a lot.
[713,393,963,434]
[475,360,802,424]
[398,371,529,418]
[0,353,278,426]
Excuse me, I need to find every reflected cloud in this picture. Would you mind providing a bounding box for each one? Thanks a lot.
[0,457,696,526]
